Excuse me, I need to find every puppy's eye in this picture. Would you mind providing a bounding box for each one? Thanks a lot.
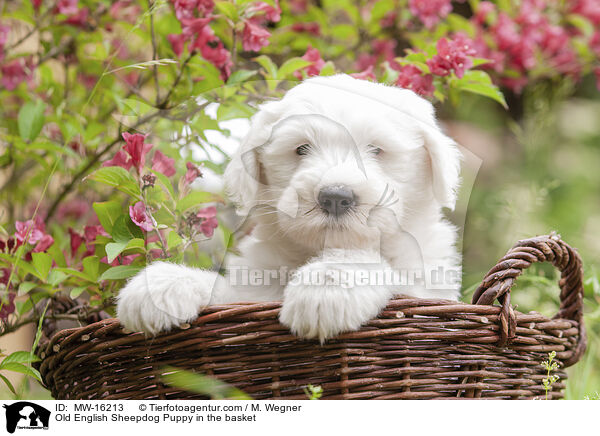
[296,144,311,156]
[368,144,382,155]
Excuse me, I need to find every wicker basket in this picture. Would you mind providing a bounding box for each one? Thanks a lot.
[37,234,586,400]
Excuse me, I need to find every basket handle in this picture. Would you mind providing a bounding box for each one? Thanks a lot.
[471,233,586,366]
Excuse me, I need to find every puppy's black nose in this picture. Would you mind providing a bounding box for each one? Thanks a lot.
[318,185,355,217]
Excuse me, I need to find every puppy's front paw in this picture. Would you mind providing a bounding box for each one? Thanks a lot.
[279,255,393,342]
[116,262,216,335]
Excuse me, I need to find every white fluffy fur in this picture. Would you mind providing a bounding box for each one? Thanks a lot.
[117,74,462,339]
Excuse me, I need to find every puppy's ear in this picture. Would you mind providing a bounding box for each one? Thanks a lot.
[224,100,284,215]
[420,121,462,210]
[337,77,461,210]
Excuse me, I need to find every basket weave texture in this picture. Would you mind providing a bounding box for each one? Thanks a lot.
[37,235,586,400]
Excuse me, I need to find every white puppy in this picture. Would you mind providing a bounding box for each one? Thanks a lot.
[117,74,462,341]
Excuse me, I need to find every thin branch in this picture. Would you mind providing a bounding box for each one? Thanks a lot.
[45,109,163,220]
[157,53,195,108]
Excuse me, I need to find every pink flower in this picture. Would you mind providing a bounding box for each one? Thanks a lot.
[68,228,84,257]
[291,22,320,36]
[294,45,325,79]
[199,38,232,79]
[78,73,97,90]
[183,23,232,79]
[180,16,213,40]
[0,291,16,322]
[372,39,396,61]
[1,58,33,91]
[247,1,281,23]
[187,22,216,50]
[57,198,90,221]
[242,20,271,52]
[380,11,397,28]
[540,25,578,74]
[427,34,476,79]
[57,0,79,15]
[168,33,186,56]
[129,202,154,232]
[409,0,452,29]
[475,1,495,24]
[109,0,141,24]
[15,219,45,245]
[64,8,89,28]
[171,0,213,21]
[0,268,11,286]
[122,71,139,87]
[289,0,309,14]
[31,0,43,10]
[184,162,202,185]
[83,224,107,256]
[571,0,600,25]
[0,237,17,254]
[196,206,218,237]
[395,65,434,96]
[152,150,176,177]
[102,149,133,170]
[33,234,54,253]
[350,66,376,81]
[122,132,153,173]
[197,0,215,15]
[14,218,54,252]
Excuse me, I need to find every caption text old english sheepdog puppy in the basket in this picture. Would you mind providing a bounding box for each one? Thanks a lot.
[117,74,463,341]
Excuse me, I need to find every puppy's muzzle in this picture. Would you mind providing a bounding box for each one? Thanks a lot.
[318,185,356,218]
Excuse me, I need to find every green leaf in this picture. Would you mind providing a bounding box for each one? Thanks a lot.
[47,242,67,268]
[105,242,128,263]
[152,170,176,201]
[216,102,255,121]
[87,167,142,199]
[254,55,278,79]
[99,265,143,281]
[82,256,100,281]
[70,286,88,299]
[17,281,37,296]
[472,58,493,68]
[319,61,336,76]
[0,362,41,381]
[567,14,594,37]
[1,351,40,365]
[18,100,46,142]
[227,69,257,85]
[0,374,16,395]
[176,191,215,212]
[54,267,97,283]
[461,69,494,85]
[123,238,146,253]
[93,201,123,234]
[48,270,68,287]
[162,366,250,399]
[112,215,144,243]
[458,82,508,109]
[215,1,238,20]
[31,252,52,281]
[167,231,183,250]
[105,238,145,263]
[277,58,312,79]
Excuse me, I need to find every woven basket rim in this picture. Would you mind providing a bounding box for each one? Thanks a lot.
[35,234,587,400]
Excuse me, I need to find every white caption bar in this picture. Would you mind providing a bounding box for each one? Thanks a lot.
[0,400,595,435]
